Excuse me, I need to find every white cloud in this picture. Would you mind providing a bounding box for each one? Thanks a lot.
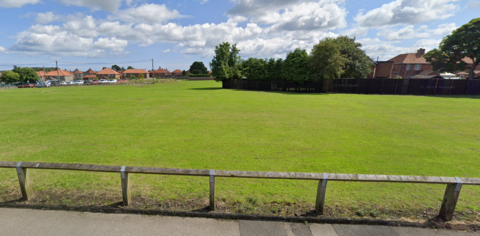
[260,1,347,33]
[0,0,40,8]
[0,46,6,53]
[357,38,409,60]
[413,39,441,51]
[57,0,124,12]
[377,23,456,41]
[108,3,186,24]
[163,49,171,53]
[34,12,84,24]
[467,0,480,8]
[355,0,459,27]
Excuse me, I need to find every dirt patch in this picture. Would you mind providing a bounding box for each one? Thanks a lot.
[1,187,479,229]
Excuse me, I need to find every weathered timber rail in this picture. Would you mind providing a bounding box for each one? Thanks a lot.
[1,161,479,221]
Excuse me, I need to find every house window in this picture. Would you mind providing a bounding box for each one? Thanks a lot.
[406,64,411,70]
[414,64,421,70]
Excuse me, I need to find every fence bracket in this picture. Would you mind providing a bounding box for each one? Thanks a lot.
[16,162,33,201]
[315,173,328,215]
[120,166,131,206]
[210,169,215,211]
[439,177,462,221]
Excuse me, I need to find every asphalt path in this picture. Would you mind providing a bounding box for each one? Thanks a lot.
[0,208,478,236]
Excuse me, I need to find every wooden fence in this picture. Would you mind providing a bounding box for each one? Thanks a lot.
[222,79,480,95]
[1,161,479,221]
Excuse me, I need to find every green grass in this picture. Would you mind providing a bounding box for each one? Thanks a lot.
[1,81,480,216]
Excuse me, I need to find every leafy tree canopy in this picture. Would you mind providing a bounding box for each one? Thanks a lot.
[210,42,242,81]
[309,39,349,81]
[282,48,310,84]
[1,70,21,83]
[12,66,39,83]
[328,36,372,78]
[127,66,134,69]
[189,61,208,74]
[111,64,121,71]
[425,18,480,80]
[241,58,267,80]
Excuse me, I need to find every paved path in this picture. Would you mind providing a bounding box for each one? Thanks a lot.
[0,208,478,236]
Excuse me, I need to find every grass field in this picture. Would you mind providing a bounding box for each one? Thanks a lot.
[1,80,480,220]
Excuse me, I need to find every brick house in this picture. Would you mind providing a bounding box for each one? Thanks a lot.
[36,70,47,81]
[172,69,183,76]
[151,67,172,78]
[388,49,434,78]
[123,69,150,79]
[45,69,74,81]
[72,69,84,80]
[368,61,394,79]
[96,68,120,79]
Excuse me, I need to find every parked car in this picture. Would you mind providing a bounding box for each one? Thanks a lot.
[107,79,118,84]
[99,79,109,84]
[83,80,91,84]
[92,80,99,84]
[17,84,35,88]
[36,82,51,88]
[72,80,84,85]
[118,79,128,83]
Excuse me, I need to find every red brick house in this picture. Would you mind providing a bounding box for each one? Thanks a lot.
[172,69,183,76]
[388,49,434,78]
[150,67,171,78]
[123,69,149,79]
[45,69,74,81]
[72,69,84,80]
[97,68,120,79]
[36,70,47,80]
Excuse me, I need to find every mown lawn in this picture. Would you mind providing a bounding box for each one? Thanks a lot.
[1,80,480,218]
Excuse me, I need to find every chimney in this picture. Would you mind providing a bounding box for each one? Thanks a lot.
[417,48,425,57]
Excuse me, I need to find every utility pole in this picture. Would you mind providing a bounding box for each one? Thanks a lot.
[152,59,154,80]
[56,60,60,83]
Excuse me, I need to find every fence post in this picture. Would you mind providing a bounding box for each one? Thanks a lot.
[16,162,33,201]
[439,177,462,221]
[120,166,131,206]
[210,169,215,211]
[315,173,328,215]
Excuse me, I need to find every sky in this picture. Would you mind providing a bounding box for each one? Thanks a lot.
[0,0,479,71]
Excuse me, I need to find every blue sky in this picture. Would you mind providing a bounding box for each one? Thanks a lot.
[0,0,479,71]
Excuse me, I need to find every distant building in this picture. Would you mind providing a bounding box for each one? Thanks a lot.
[36,70,47,81]
[72,69,84,80]
[45,69,74,81]
[97,68,120,79]
[151,67,172,78]
[123,69,150,79]
[171,69,183,76]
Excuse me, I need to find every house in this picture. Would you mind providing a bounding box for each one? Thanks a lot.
[72,69,84,80]
[172,69,183,76]
[151,67,172,78]
[388,48,432,78]
[368,61,394,79]
[36,70,47,81]
[123,69,150,79]
[96,68,120,79]
[45,69,74,81]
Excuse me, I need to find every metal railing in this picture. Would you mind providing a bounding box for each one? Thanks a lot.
[1,161,479,221]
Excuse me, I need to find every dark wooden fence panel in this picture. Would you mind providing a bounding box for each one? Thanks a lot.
[223,79,480,96]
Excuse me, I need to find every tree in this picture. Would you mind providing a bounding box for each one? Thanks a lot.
[425,18,480,80]
[274,58,284,80]
[281,48,311,84]
[139,73,145,80]
[111,65,121,71]
[328,36,372,78]
[210,42,242,81]
[241,58,267,80]
[102,67,107,70]
[1,70,20,83]
[127,66,134,69]
[189,61,208,74]
[265,58,277,80]
[182,70,186,76]
[12,66,39,83]
[309,40,349,81]
[121,67,125,71]
[130,75,136,80]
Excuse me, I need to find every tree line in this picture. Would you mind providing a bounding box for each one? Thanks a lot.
[210,36,373,83]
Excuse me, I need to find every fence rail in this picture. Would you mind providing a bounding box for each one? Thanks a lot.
[1,161,478,221]
[222,79,480,96]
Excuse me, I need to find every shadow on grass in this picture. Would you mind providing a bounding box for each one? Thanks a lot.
[188,87,223,90]
[426,95,480,99]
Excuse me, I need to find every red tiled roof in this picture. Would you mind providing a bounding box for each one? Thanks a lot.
[97,68,120,75]
[389,53,429,64]
[85,69,96,74]
[73,69,83,74]
[123,69,148,74]
[84,75,97,78]
[36,71,46,76]
[172,69,182,73]
[45,69,73,76]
